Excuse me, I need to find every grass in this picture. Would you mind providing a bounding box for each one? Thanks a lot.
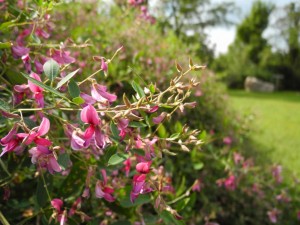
[228,90,300,178]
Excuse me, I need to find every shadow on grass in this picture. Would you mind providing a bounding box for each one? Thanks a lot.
[229,90,300,103]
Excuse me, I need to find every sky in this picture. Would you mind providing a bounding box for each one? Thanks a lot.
[208,0,296,55]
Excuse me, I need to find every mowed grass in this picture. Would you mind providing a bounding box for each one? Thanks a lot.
[228,90,300,177]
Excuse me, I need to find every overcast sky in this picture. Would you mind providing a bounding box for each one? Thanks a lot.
[208,0,296,55]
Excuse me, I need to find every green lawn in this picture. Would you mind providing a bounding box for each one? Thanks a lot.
[228,90,300,177]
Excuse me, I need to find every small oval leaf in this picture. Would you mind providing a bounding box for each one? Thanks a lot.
[43,59,60,81]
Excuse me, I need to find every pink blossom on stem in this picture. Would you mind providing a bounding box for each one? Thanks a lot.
[117,118,129,140]
[81,104,100,126]
[130,174,146,202]
[136,161,152,174]
[272,165,283,184]
[11,45,30,59]
[17,117,51,146]
[223,136,232,145]
[224,175,236,191]
[101,58,108,73]
[95,170,115,202]
[192,179,201,192]
[29,145,61,174]
[233,152,244,165]
[91,84,117,104]
[51,198,63,212]
[123,158,131,177]
[50,49,75,65]
[0,124,23,157]
[28,72,45,107]
[152,112,167,124]
[267,208,280,223]
[22,54,31,73]
[34,58,44,74]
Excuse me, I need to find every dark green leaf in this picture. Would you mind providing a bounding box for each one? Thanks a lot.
[20,72,68,100]
[56,69,80,89]
[119,194,151,208]
[110,122,120,141]
[108,153,129,166]
[43,59,60,81]
[160,210,185,225]
[128,121,147,128]
[68,79,80,98]
[0,99,10,112]
[36,175,52,207]
[57,153,71,170]
[131,81,145,98]
[104,146,117,163]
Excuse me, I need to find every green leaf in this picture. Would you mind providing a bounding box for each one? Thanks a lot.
[104,146,117,163]
[68,79,80,98]
[108,153,129,166]
[43,59,60,81]
[119,194,151,208]
[0,99,10,112]
[131,81,145,98]
[110,122,120,142]
[20,72,69,101]
[160,210,185,225]
[36,174,52,207]
[30,34,41,44]
[149,83,155,94]
[57,153,71,170]
[167,133,180,141]
[72,96,85,105]
[0,42,11,49]
[193,162,204,170]
[56,69,80,89]
[128,121,147,128]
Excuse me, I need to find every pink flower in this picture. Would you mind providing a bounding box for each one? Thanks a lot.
[95,170,115,202]
[51,198,63,212]
[233,152,244,165]
[13,84,31,105]
[35,28,50,39]
[50,49,75,65]
[70,130,90,150]
[147,105,159,113]
[267,208,279,223]
[136,161,152,174]
[272,165,283,184]
[117,118,130,140]
[81,104,100,126]
[29,145,61,174]
[223,136,232,145]
[68,197,81,216]
[224,175,236,191]
[0,125,23,157]
[91,84,117,104]
[192,179,201,192]
[152,112,167,124]
[101,58,108,73]
[123,158,131,177]
[34,59,44,74]
[28,72,45,107]
[17,117,51,146]
[22,54,31,73]
[130,174,146,202]
[11,45,29,59]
